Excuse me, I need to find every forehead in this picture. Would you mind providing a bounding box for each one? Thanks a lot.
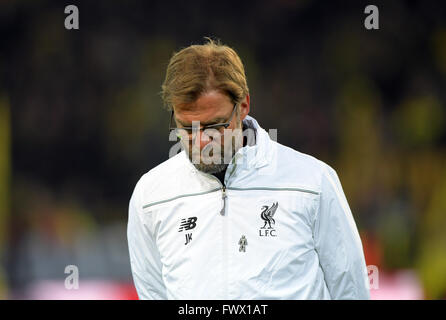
[174,90,233,124]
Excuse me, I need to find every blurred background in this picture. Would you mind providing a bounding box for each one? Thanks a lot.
[1,0,445,299]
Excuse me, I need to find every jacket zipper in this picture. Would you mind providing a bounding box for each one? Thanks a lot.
[206,173,229,298]
[202,171,228,216]
[220,185,227,215]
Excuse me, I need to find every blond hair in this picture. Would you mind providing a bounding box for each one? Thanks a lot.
[161,38,249,111]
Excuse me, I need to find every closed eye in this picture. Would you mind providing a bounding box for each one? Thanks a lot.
[177,123,229,131]
[203,123,229,130]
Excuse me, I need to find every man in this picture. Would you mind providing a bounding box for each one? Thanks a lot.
[127,39,370,299]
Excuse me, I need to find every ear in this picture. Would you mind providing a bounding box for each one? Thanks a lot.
[239,94,250,121]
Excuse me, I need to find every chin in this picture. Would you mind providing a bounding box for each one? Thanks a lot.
[193,162,228,174]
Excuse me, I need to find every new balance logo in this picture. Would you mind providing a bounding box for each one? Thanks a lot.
[178,217,198,232]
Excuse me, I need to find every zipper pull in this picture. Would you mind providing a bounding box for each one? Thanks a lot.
[220,186,227,215]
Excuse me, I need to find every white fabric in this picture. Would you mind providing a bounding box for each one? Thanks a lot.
[127,115,370,300]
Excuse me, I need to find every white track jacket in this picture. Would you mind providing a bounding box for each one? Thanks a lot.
[127,115,370,300]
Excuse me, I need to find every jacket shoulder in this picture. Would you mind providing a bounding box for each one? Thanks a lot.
[271,141,337,193]
[131,151,190,208]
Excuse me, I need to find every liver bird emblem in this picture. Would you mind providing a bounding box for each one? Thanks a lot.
[260,202,278,229]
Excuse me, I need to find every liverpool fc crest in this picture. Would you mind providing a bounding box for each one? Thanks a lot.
[259,202,278,237]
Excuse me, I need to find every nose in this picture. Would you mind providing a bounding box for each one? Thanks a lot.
[192,129,214,150]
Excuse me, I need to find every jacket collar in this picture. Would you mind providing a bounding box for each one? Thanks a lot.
[234,115,275,170]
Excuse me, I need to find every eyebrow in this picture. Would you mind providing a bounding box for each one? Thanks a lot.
[177,117,226,127]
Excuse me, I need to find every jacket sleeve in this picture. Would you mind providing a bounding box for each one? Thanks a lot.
[313,164,370,299]
[127,178,167,299]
